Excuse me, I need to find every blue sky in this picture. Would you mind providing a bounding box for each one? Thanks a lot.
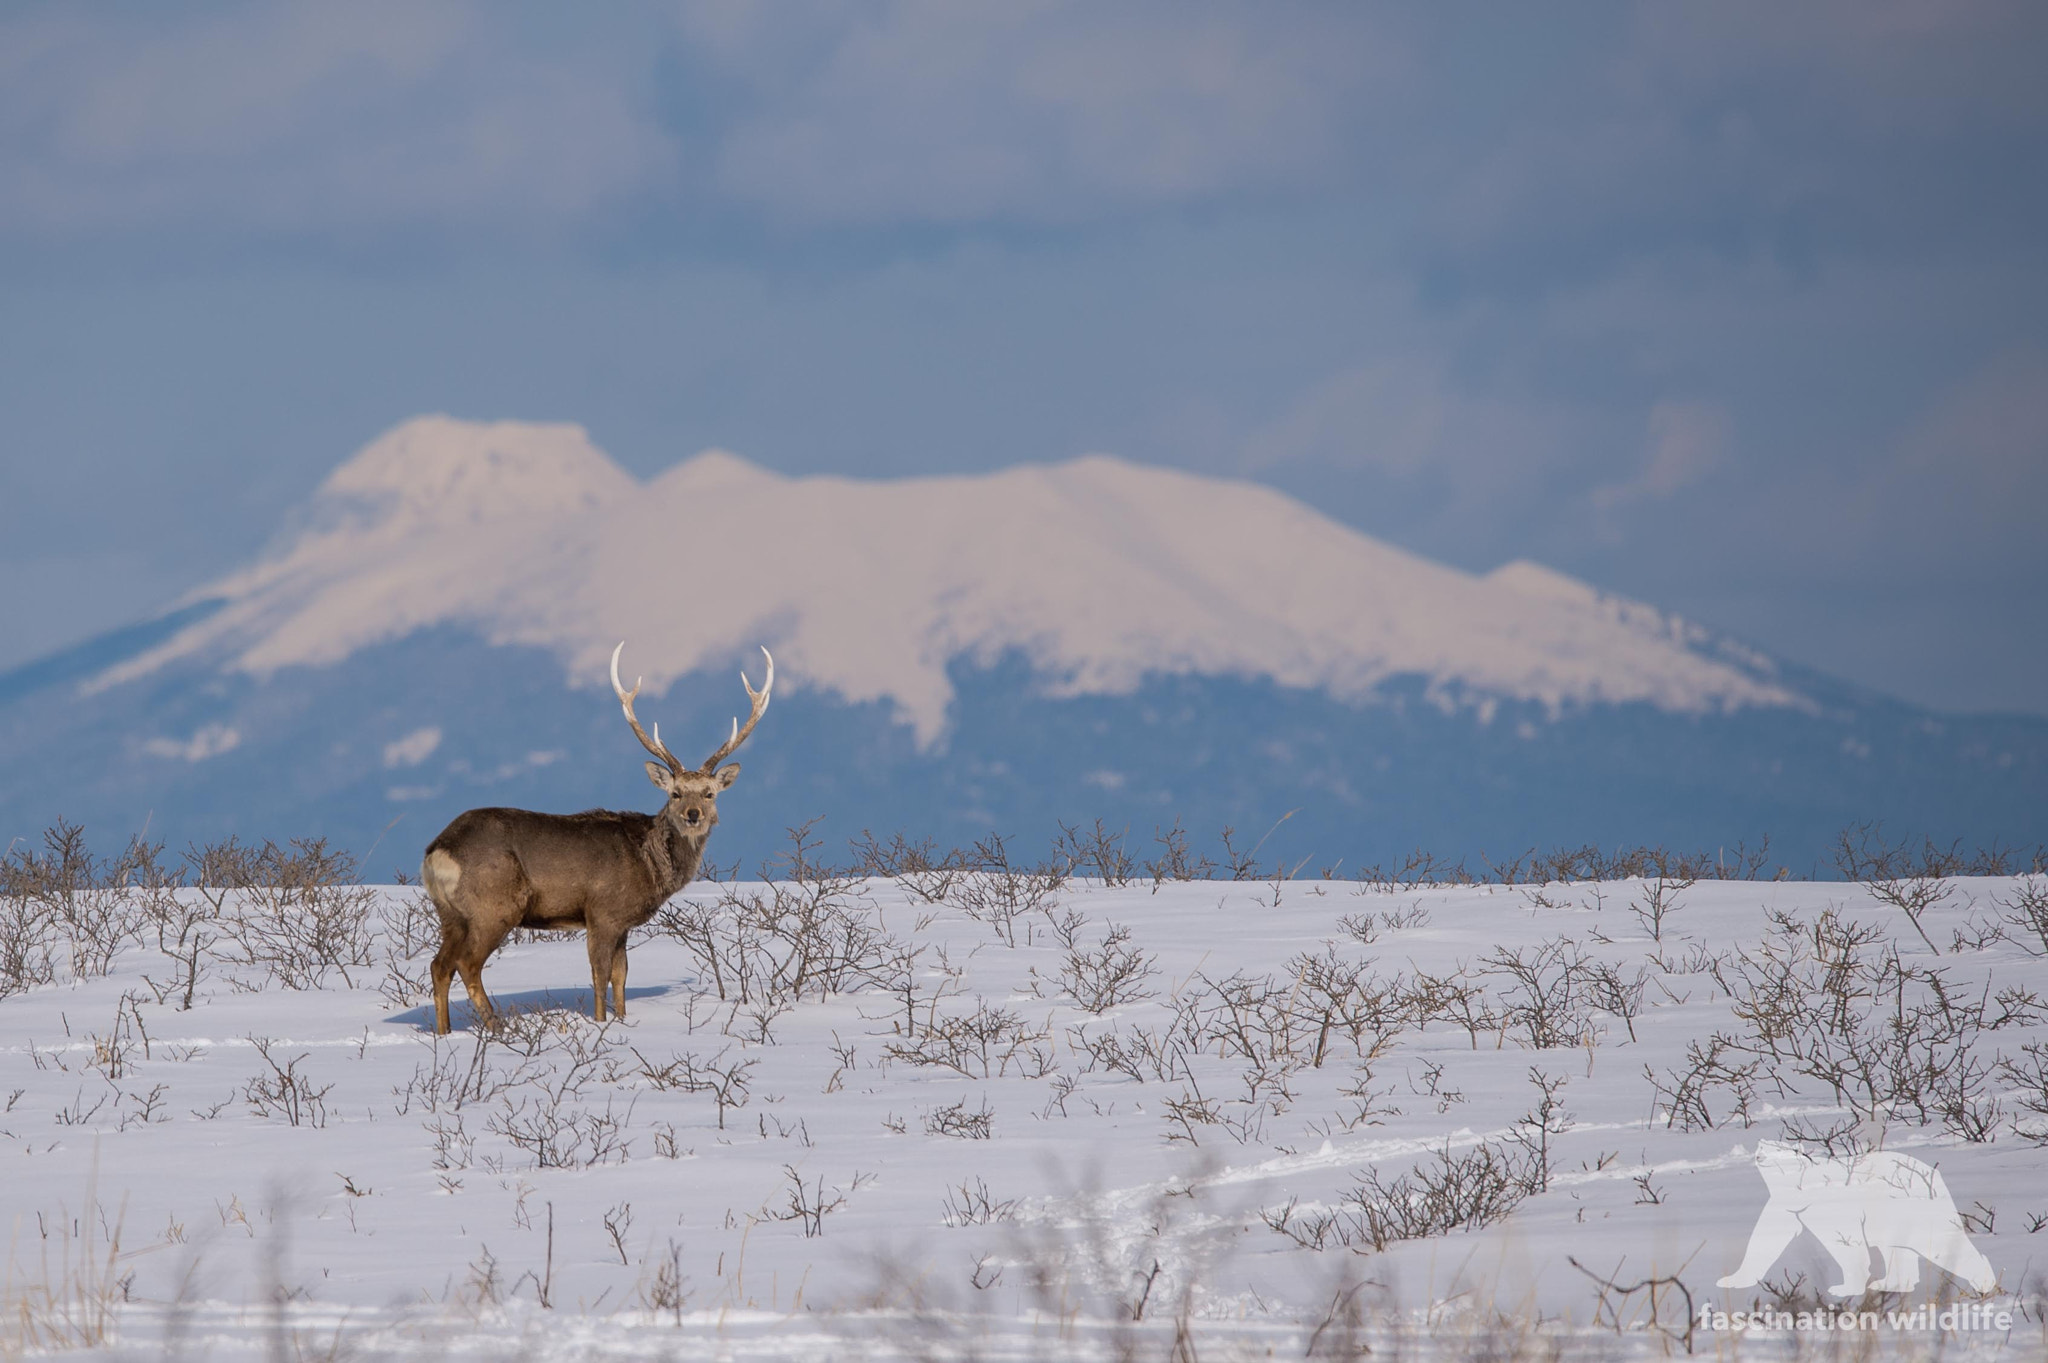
[2,1,2044,713]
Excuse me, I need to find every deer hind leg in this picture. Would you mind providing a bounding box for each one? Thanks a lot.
[424,850,467,1035]
[434,847,527,1031]
[458,954,499,1029]
[430,934,459,1035]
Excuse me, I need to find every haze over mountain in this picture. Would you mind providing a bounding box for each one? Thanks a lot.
[3,418,2041,872]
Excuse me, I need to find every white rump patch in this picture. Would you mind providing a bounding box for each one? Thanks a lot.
[424,848,462,895]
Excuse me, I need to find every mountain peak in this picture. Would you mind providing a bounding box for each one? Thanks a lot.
[650,448,779,497]
[318,415,635,529]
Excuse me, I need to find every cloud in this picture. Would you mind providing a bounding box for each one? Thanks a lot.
[1411,2,2048,283]
[142,723,240,762]
[382,725,443,769]
[689,1,1386,225]
[4,2,2037,250]
[1242,359,1447,476]
[1849,347,2048,579]
[0,1,1392,241]
[0,2,672,239]
[1235,353,1600,563]
[1593,403,1728,510]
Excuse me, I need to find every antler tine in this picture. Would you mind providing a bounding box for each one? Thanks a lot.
[610,641,684,773]
[700,646,774,772]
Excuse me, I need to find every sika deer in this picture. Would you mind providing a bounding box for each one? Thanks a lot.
[421,642,771,1033]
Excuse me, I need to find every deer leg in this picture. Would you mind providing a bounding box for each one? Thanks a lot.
[587,928,619,1022]
[431,939,458,1035]
[609,944,629,1021]
[459,955,498,1028]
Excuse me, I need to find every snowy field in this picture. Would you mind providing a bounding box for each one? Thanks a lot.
[4,836,2048,1360]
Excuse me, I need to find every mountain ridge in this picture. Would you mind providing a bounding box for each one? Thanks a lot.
[87,416,1799,742]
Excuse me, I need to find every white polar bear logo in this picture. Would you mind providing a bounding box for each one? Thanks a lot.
[1719,1140,1998,1297]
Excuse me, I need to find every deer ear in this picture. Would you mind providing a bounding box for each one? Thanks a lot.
[714,762,741,789]
[645,761,675,792]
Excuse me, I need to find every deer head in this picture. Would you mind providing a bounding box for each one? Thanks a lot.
[610,641,773,843]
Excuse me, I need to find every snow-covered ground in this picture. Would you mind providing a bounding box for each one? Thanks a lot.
[4,859,2047,1359]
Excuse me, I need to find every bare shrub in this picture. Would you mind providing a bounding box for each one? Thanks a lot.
[1143,819,1214,886]
[1161,1085,1227,1144]
[1217,821,1286,880]
[1177,970,1305,1074]
[1832,822,1972,955]
[2003,1041,2048,1145]
[1052,819,1136,886]
[217,839,377,989]
[377,888,441,1008]
[1348,1140,1533,1248]
[1266,1141,1535,1252]
[923,1098,994,1139]
[1037,921,1156,1013]
[1068,1020,1188,1084]
[640,1239,690,1321]
[0,865,59,997]
[1405,967,1498,1049]
[1624,867,1694,943]
[849,830,966,903]
[138,886,214,1013]
[1524,842,1737,885]
[1501,1069,1572,1192]
[771,1165,850,1237]
[1582,959,1649,1043]
[1286,947,1406,1067]
[653,822,887,1017]
[886,1002,1053,1080]
[630,1047,756,1129]
[1352,849,1474,893]
[242,1037,332,1128]
[947,840,1063,948]
[2000,877,2048,956]
[1719,905,2011,1140]
[1337,904,1432,945]
[1484,939,1598,1049]
[1646,1035,1762,1130]
[487,1092,633,1169]
[941,1177,1018,1227]
[391,1027,542,1116]
[1,821,153,988]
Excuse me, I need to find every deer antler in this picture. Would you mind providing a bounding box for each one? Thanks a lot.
[610,641,684,774]
[700,646,773,772]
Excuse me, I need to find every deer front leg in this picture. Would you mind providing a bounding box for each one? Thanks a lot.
[609,944,630,1021]
[587,927,628,1022]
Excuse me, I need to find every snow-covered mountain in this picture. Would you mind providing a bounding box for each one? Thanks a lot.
[3,417,2041,870]
[100,416,1798,742]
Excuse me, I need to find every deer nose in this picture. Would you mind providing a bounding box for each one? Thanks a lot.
[683,806,703,825]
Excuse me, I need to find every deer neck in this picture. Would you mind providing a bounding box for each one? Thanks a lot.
[641,816,706,898]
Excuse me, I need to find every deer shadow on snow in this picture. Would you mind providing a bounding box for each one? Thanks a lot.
[387,984,673,1033]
